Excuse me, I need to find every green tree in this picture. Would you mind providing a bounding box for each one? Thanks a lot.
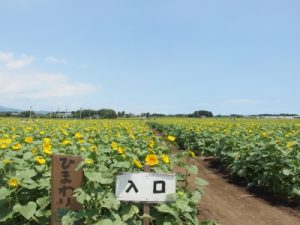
[98,109,117,119]
[20,111,35,118]
[192,110,213,118]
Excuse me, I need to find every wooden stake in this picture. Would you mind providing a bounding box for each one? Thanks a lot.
[143,165,150,225]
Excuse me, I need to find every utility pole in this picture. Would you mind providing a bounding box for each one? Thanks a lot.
[50,108,54,119]
[29,106,32,119]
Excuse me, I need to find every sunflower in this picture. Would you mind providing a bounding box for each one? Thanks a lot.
[84,158,94,165]
[75,132,83,139]
[8,177,19,188]
[12,143,22,151]
[167,135,176,142]
[43,142,52,155]
[62,139,72,145]
[117,146,125,154]
[148,140,155,148]
[161,154,170,164]
[145,154,158,166]
[133,159,143,169]
[111,142,118,150]
[35,156,46,165]
[24,137,33,144]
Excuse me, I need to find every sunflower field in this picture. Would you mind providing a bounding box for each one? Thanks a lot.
[149,118,300,199]
[0,118,206,225]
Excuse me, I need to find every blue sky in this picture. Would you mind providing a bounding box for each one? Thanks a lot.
[0,0,299,115]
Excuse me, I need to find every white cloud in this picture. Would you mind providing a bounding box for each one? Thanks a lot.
[0,51,99,110]
[45,56,68,64]
[224,99,263,105]
[0,52,14,61]
[0,72,98,100]
[0,52,34,69]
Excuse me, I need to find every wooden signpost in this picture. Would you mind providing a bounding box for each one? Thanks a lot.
[51,155,83,225]
[144,166,150,225]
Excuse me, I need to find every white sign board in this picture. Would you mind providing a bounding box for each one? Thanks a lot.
[116,173,176,203]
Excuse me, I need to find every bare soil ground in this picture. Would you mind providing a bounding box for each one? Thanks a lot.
[194,156,300,225]
[153,130,300,225]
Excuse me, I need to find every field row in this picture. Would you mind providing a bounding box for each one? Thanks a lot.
[0,118,207,225]
[149,118,300,199]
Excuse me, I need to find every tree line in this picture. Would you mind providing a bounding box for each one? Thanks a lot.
[0,109,214,119]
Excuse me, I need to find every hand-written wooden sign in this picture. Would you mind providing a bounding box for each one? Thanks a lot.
[51,155,83,225]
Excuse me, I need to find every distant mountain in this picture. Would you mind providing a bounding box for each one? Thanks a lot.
[0,105,21,112]
[0,106,51,114]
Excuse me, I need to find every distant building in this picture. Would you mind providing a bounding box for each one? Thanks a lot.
[259,116,296,119]
[56,112,72,118]
[11,112,21,116]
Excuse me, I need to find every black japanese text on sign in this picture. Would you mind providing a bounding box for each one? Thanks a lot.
[115,173,176,203]
[51,155,83,225]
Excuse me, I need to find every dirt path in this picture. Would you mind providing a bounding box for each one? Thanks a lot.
[153,130,300,225]
[194,157,300,225]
